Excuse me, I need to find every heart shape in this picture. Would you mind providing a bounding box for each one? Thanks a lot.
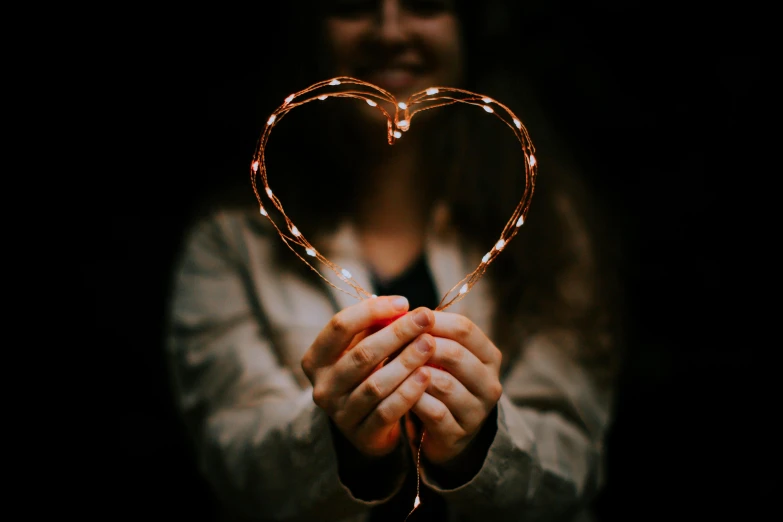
[250,77,537,311]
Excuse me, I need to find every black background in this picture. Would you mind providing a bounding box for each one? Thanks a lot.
[91,3,773,519]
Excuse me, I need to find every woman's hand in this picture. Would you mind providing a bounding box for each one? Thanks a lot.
[411,312,503,467]
[301,296,436,458]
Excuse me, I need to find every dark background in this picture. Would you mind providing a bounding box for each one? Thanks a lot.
[92,3,772,520]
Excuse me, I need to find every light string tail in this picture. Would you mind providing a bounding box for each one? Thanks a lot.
[250,76,537,310]
[405,430,426,521]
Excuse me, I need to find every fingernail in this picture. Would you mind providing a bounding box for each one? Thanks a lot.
[415,336,432,354]
[413,309,431,328]
[392,296,408,311]
[415,368,429,383]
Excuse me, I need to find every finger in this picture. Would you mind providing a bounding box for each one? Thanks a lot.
[304,295,409,371]
[340,334,435,427]
[427,337,495,401]
[425,367,487,431]
[411,392,465,445]
[429,312,502,370]
[331,307,435,393]
[357,367,431,437]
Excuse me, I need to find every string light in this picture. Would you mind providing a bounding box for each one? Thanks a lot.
[250,76,538,312]
[249,78,538,518]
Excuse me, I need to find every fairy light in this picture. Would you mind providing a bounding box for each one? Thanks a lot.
[250,76,537,311]
[249,77,538,518]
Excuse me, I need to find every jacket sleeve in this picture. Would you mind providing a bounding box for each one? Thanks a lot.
[422,331,613,521]
[166,215,408,521]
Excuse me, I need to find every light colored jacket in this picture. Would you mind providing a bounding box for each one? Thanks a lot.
[167,208,612,521]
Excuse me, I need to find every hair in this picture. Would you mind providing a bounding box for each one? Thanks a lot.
[202,0,625,386]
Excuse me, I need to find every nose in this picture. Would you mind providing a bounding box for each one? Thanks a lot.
[376,0,407,45]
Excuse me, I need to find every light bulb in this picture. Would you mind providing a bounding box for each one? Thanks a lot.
[291,226,301,237]
[483,105,494,113]
[398,101,407,110]
[318,95,327,100]
[341,269,352,279]
[329,79,341,86]
[495,239,506,251]
[259,207,267,217]
[266,188,273,198]
[426,88,439,95]
[482,253,491,263]
[459,284,469,295]
[513,118,521,129]
[267,114,277,125]
[366,99,377,107]
[516,216,524,227]
[393,130,402,138]
[284,94,295,104]
[306,248,316,257]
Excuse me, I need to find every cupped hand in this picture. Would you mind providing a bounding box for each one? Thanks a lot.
[410,312,503,466]
[301,296,436,458]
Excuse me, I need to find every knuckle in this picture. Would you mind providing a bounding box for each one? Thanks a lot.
[374,403,396,426]
[329,314,348,336]
[441,343,464,367]
[434,373,454,395]
[392,321,409,343]
[488,380,503,402]
[311,385,329,409]
[350,345,373,369]
[431,403,449,423]
[455,316,474,341]
[363,376,383,401]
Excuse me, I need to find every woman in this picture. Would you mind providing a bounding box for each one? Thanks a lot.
[167,0,623,520]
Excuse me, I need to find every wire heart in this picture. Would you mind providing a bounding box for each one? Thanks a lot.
[250,76,537,311]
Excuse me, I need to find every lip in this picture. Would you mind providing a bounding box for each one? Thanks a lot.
[359,65,425,93]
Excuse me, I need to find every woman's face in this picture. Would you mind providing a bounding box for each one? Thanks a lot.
[322,0,464,103]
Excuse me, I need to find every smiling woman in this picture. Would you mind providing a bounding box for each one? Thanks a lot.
[166,1,625,521]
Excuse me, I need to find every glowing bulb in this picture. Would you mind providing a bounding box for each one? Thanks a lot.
[267,114,276,125]
[291,226,301,237]
[371,294,378,298]
[266,188,273,198]
[413,496,421,509]
[426,88,439,95]
[513,118,521,129]
[495,239,506,251]
[393,130,402,138]
[306,248,316,257]
[366,99,377,107]
[516,216,524,227]
[483,105,494,113]
[482,97,493,104]
[529,154,536,167]
[259,207,267,217]
[318,95,327,100]
[341,269,352,279]
[397,119,409,130]
[329,79,341,86]
[459,284,469,295]
[482,252,491,263]
[398,101,407,110]
[284,94,295,104]
[252,161,259,172]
